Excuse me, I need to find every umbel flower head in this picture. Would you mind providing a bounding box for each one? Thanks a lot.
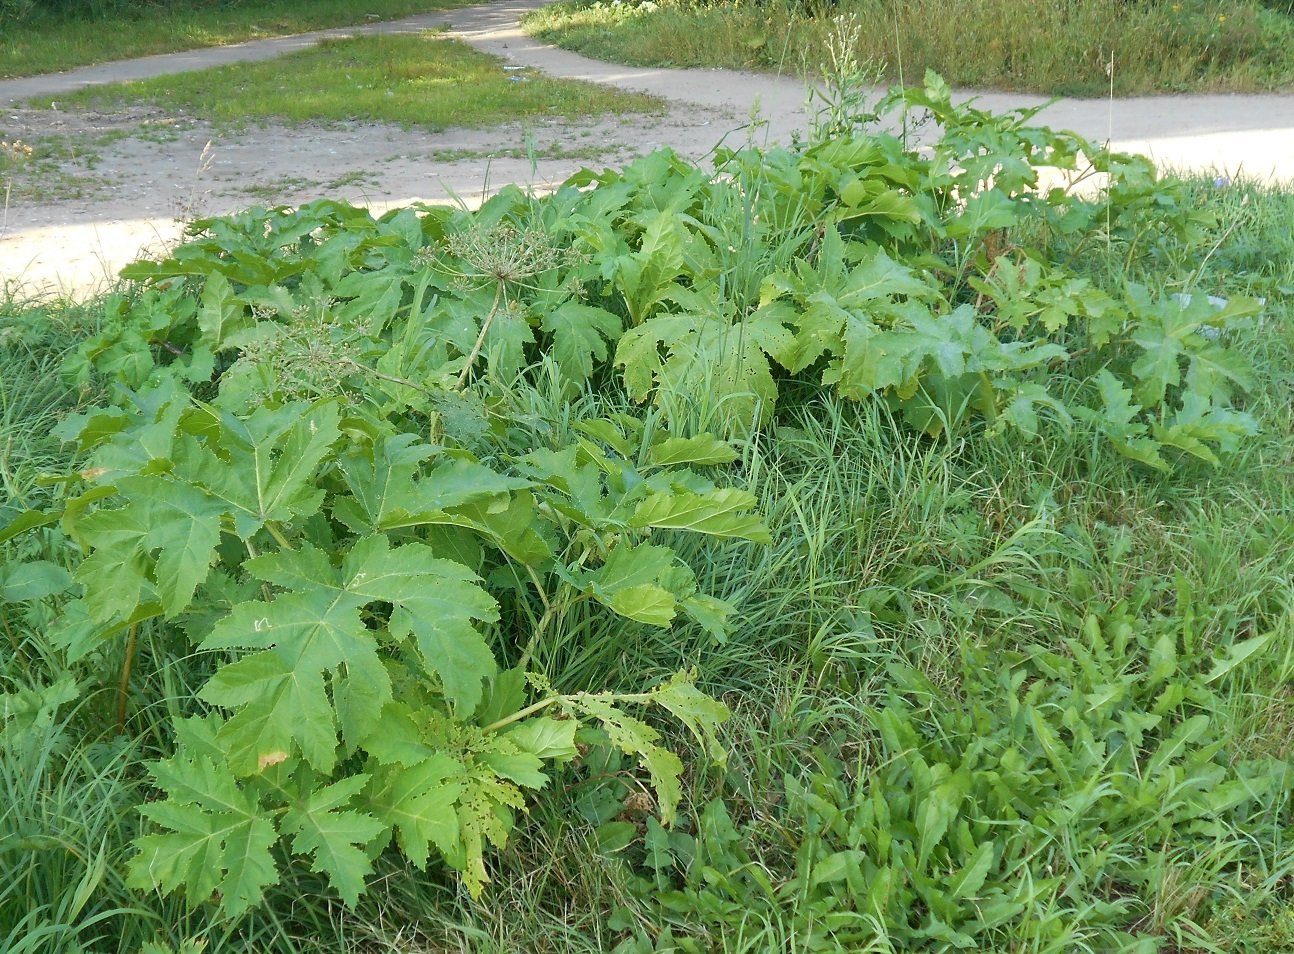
[439,221,578,289]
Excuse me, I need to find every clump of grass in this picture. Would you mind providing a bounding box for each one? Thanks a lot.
[0,691,154,954]
[43,32,663,132]
[0,292,103,507]
[0,133,112,205]
[524,0,823,74]
[524,0,1294,95]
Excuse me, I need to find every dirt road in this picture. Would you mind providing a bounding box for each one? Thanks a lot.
[2,0,1292,297]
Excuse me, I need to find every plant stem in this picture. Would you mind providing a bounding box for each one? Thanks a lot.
[116,622,139,735]
[516,585,588,672]
[245,538,274,601]
[265,521,294,551]
[340,357,434,395]
[455,282,505,390]
[482,686,659,734]
[514,566,555,670]
[482,695,560,734]
[516,603,560,673]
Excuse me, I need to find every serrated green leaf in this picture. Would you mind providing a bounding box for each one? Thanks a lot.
[840,182,923,224]
[541,302,622,384]
[614,313,696,400]
[608,583,677,626]
[130,753,279,918]
[197,271,252,350]
[0,560,73,602]
[73,504,153,623]
[594,820,638,854]
[1154,392,1256,464]
[201,651,339,773]
[503,717,579,761]
[574,418,634,458]
[281,775,385,907]
[1127,289,1248,408]
[1186,341,1255,402]
[580,542,676,595]
[578,542,695,626]
[916,774,968,870]
[946,189,1020,238]
[948,841,995,900]
[650,672,729,764]
[200,401,341,539]
[202,536,498,758]
[0,672,80,735]
[997,383,1072,440]
[357,702,440,767]
[1087,370,1168,470]
[340,444,530,533]
[630,488,771,543]
[679,592,732,641]
[1204,631,1274,684]
[810,849,866,887]
[346,535,499,714]
[1147,633,1178,686]
[48,597,162,662]
[658,309,793,429]
[616,210,687,323]
[332,648,395,753]
[570,694,683,823]
[646,435,738,467]
[115,477,225,617]
[473,668,528,729]
[481,747,549,789]
[334,433,435,532]
[455,767,525,896]
[366,754,463,870]
[0,508,61,545]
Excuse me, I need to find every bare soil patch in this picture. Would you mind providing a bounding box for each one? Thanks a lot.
[0,102,735,296]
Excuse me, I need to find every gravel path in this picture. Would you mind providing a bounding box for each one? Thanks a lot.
[2,0,1292,297]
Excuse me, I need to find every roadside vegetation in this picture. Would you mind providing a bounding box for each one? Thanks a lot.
[0,0,480,80]
[524,0,1294,96]
[4,76,1294,952]
[39,31,663,132]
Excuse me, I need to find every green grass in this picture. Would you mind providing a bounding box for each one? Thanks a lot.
[523,0,1294,96]
[0,134,113,204]
[43,32,663,131]
[0,293,103,507]
[0,0,476,80]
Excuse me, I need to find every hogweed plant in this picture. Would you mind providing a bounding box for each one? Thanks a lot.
[3,74,1275,927]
